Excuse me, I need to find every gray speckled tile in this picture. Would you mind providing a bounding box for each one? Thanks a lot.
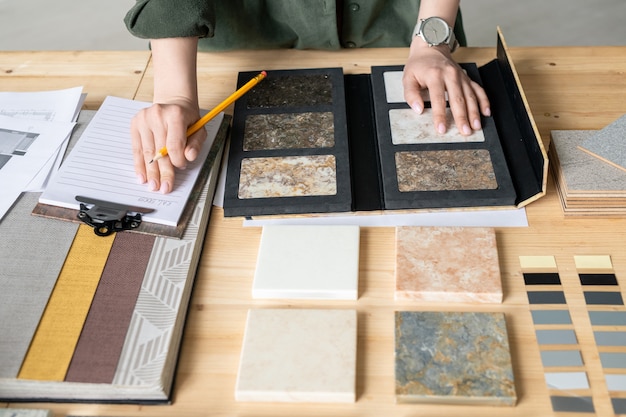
[394,311,516,406]
[238,155,337,199]
[243,112,334,151]
[551,130,626,192]
[579,114,626,171]
[389,108,485,144]
[395,149,497,192]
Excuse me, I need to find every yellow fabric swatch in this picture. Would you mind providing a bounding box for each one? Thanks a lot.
[18,225,115,381]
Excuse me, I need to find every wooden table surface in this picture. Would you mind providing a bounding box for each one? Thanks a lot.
[2,45,626,417]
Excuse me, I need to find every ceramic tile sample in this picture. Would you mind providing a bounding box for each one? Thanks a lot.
[395,226,502,303]
[394,311,516,406]
[583,291,624,305]
[579,114,626,172]
[594,331,626,347]
[243,112,334,151]
[252,225,359,300]
[383,71,431,103]
[238,155,337,198]
[579,273,618,285]
[389,108,485,144]
[235,308,357,403]
[395,150,498,192]
[246,73,333,108]
[613,398,626,414]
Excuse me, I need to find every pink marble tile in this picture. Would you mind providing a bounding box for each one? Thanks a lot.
[395,226,502,303]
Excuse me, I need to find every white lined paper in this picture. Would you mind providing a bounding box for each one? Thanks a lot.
[40,96,223,226]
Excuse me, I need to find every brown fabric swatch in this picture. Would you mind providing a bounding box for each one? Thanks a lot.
[65,231,155,383]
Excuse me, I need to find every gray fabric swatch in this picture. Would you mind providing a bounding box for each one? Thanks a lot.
[0,192,78,377]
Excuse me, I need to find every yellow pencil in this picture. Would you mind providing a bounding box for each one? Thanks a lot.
[149,70,267,164]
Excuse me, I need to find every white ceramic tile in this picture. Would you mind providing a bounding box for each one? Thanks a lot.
[383,71,441,103]
[252,225,360,300]
[235,308,357,403]
[545,372,589,390]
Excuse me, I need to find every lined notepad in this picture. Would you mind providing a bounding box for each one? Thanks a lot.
[39,96,223,226]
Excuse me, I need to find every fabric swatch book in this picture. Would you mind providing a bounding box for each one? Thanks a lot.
[36,96,226,238]
[0,106,230,403]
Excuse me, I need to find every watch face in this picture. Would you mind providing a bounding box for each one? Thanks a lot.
[422,17,449,45]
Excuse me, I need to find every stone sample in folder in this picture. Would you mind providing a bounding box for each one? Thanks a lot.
[394,311,516,406]
[395,226,502,303]
[235,308,357,403]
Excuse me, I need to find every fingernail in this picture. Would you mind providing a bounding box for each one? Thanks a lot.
[462,124,472,135]
[148,179,158,191]
[411,102,423,114]
[160,181,170,194]
[472,119,482,130]
[136,173,146,184]
[484,107,491,117]
[437,123,446,134]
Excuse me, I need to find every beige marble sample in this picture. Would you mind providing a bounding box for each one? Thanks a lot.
[395,149,497,192]
[243,112,334,151]
[395,226,503,303]
[389,108,485,144]
[235,308,357,403]
[383,71,441,103]
[253,225,360,300]
[238,155,337,199]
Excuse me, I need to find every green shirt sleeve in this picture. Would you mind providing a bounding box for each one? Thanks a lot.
[124,0,215,39]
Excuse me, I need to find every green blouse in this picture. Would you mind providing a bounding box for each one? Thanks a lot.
[124,0,466,51]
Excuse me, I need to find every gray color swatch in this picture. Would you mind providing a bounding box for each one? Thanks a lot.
[594,331,626,347]
[600,352,626,369]
[540,350,583,367]
[550,396,595,413]
[589,311,626,326]
[584,291,624,305]
[531,310,572,325]
[536,329,578,345]
[605,374,626,391]
[527,291,567,304]
[613,398,626,414]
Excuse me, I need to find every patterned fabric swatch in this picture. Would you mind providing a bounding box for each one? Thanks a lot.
[65,231,156,383]
[18,225,115,381]
[0,192,78,378]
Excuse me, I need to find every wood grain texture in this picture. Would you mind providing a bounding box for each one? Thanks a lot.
[4,45,626,417]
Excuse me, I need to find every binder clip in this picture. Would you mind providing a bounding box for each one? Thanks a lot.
[76,196,154,237]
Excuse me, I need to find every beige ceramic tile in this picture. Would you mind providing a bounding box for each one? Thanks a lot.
[395,226,502,303]
[519,255,557,270]
[235,308,357,403]
[574,255,613,270]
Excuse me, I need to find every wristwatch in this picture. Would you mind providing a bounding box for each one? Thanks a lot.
[414,16,459,52]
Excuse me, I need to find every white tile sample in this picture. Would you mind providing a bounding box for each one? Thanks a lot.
[252,225,360,300]
[235,308,357,403]
[545,372,589,390]
[389,108,485,145]
[605,374,626,391]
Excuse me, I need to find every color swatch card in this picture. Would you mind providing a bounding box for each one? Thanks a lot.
[252,225,360,300]
[224,68,352,217]
[371,65,516,210]
[395,226,503,303]
[235,308,357,403]
[394,311,516,406]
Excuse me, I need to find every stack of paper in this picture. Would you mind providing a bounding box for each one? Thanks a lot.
[0,87,83,220]
[550,115,626,216]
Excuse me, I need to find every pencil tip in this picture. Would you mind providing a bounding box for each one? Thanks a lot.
[148,159,154,164]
